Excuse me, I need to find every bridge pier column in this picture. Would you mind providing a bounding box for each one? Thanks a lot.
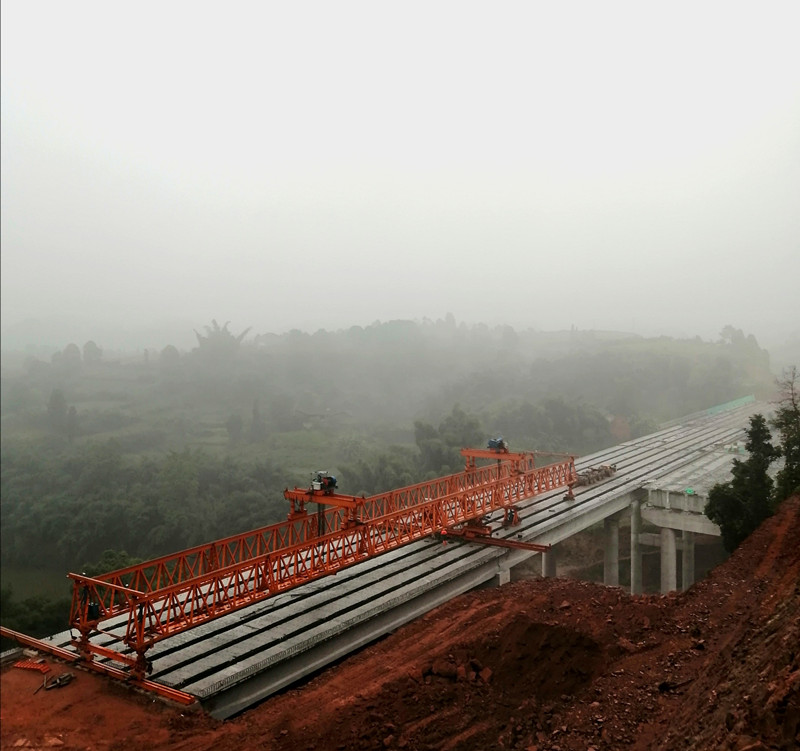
[541,548,557,578]
[494,566,511,587]
[630,498,642,594]
[660,527,678,593]
[682,531,695,590]
[603,514,620,586]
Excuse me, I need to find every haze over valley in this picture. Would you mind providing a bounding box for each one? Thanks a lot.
[2,2,799,353]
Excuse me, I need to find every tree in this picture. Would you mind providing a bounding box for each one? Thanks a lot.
[0,587,72,641]
[772,366,800,501]
[414,406,483,476]
[438,405,483,450]
[249,399,267,442]
[46,389,68,433]
[160,344,181,367]
[193,320,251,362]
[66,405,78,443]
[705,414,779,552]
[81,549,142,577]
[719,325,746,347]
[159,450,199,506]
[62,343,83,372]
[226,413,244,444]
[414,419,451,474]
[82,340,103,364]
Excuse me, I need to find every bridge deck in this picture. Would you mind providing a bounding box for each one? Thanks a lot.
[40,401,760,718]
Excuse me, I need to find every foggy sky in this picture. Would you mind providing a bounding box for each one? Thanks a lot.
[2,1,799,351]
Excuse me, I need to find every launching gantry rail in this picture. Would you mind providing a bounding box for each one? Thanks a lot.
[67,448,576,679]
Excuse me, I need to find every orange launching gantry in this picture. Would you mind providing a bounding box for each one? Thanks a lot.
[67,448,576,679]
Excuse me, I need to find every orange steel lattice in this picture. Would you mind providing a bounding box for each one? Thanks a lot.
[68,451,575,677]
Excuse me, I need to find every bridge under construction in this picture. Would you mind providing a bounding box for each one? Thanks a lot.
[3,398,760,718]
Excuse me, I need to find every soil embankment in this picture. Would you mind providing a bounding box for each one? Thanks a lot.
[2,497,798,750]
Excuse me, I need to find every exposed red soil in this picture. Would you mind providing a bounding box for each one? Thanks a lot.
[3,496,798,751]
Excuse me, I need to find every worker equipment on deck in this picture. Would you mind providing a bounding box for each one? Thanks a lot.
[565,464,616,500]
[487,436,509,452]
[572,464,617,487]
[311,471,337,494]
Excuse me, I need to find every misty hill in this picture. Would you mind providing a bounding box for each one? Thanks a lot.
[1,320,775,453]
[2,321,778,475]
[0,318,785,617]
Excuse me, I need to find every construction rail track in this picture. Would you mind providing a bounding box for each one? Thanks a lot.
[22,400,758,718]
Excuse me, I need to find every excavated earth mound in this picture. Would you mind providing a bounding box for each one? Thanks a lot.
[2,496,798,751]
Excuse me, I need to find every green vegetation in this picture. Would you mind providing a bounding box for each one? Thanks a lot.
[705,414,779,552]
[771,367,800,501]
[705,369,800,552]
[0,549,138,647]
[0,586,72,643]
[0,443,290,569]
[0,319,782,637]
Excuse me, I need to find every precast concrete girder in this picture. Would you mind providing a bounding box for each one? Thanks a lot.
[201,551,513,718]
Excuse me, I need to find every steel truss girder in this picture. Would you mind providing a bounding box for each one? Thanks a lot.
[68,454,575,676]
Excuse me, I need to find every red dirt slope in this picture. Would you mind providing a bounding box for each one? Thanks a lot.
[2,497,798,751]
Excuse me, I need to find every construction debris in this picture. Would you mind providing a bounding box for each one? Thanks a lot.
[44,673,75,690]
[573,464,617,487]
[13,660,50,675]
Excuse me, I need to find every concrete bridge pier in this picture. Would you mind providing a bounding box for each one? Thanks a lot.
[630,498,642,594]
[603,513,621,586]
[658,528,700,593]
[682,531,695,590]
[542,547,557,577]
[643,490,720,594]
[494,565,511,587]
[660,527,678,592]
